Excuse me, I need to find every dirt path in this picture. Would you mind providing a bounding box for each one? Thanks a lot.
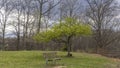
[53,66,66,68]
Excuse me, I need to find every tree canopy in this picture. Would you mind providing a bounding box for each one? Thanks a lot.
[34,17,92,56]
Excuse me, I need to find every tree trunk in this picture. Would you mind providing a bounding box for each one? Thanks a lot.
[2,31,5,50]
[67,36,72,57]
[67,43,71,57]
[16,35,20,50]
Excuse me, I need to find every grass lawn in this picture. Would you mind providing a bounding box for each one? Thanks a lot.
[0,51,120,68]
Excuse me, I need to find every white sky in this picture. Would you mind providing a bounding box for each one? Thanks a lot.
[1,0,120,37]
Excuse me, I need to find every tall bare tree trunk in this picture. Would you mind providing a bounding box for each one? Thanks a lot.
[85,0,119,53]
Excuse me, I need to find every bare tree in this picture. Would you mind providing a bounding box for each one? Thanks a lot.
[35,0,61,33]
[0,0,14,50]
[10,0,24,50]
[85,0,119,53]
[21,0,36,50]
[59,0,84,20]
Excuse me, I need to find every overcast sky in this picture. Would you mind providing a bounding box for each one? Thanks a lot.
[1,0,120,37]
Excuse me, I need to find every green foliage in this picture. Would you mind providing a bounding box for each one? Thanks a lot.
[33,17,92,42]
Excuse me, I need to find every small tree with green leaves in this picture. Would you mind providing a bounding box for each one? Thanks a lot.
[34,17,92,57]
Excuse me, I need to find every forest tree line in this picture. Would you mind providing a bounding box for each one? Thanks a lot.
[0,0,120,57]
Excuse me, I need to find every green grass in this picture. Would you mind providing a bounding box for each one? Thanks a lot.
[0,51,119,68]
